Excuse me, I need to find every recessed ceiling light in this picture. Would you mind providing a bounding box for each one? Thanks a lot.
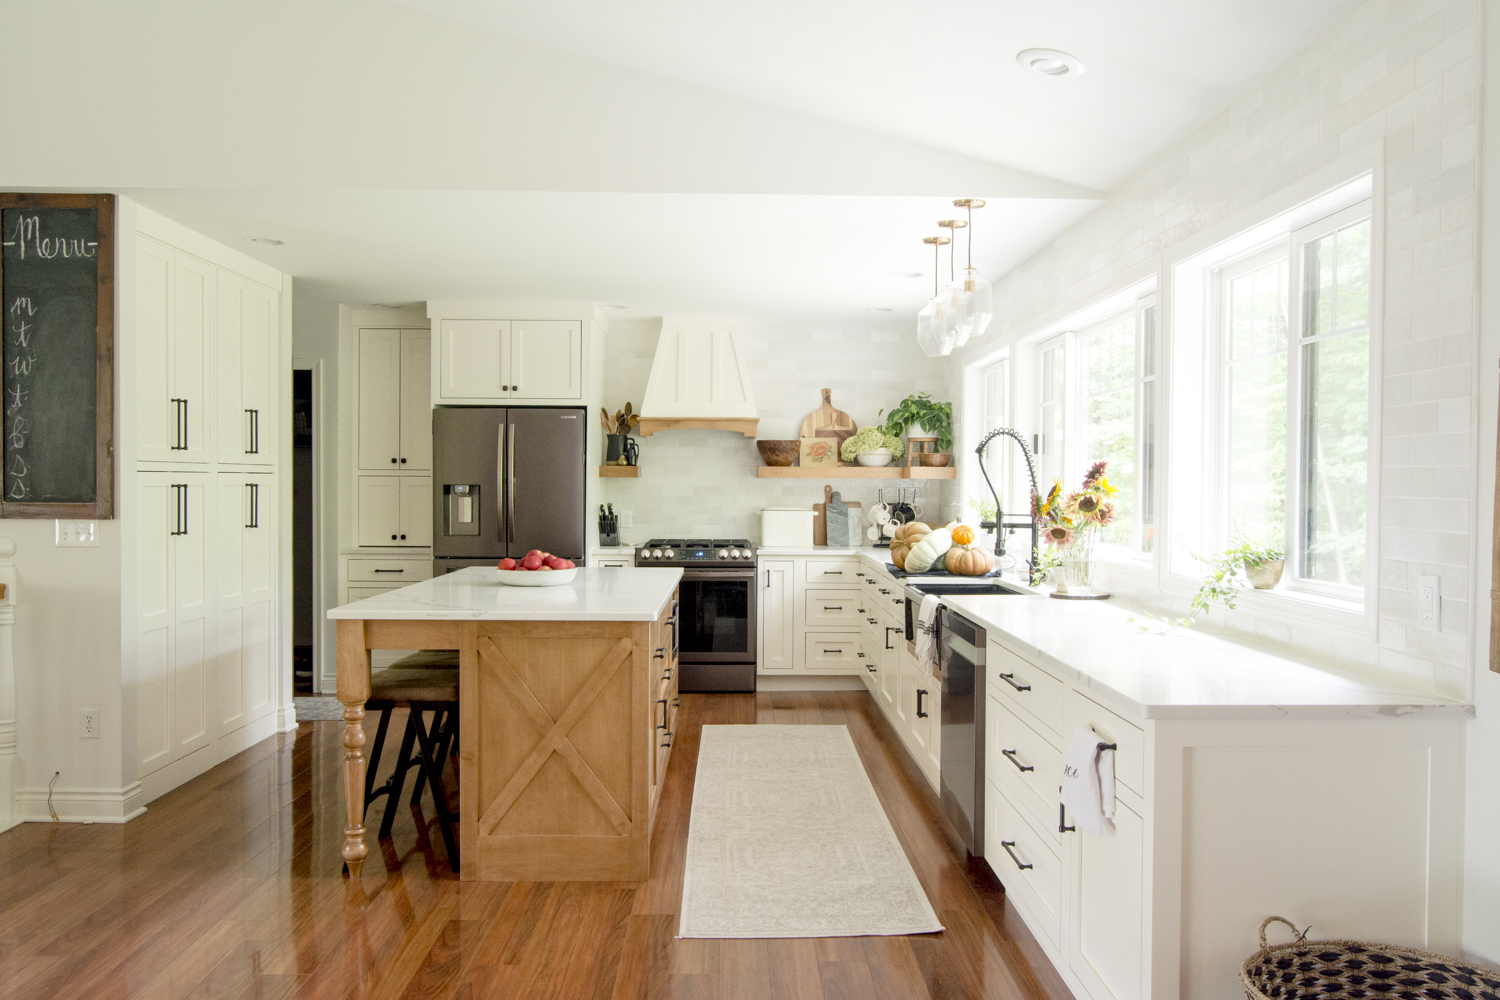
[890,271,924,279]
[602,304,631,310]
[243,236,287,246]
[865,306,893,313]
[1017,48,1084,78]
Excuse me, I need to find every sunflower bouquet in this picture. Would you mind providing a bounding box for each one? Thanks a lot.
[1032,460,1118,548]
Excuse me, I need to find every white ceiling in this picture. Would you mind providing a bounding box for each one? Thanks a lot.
[2,0,1351,323]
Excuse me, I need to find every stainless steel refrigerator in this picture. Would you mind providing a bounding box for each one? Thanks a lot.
[432,406,586,574]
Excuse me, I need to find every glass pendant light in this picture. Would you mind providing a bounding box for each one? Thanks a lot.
[916,235,955,357]
[939,218,975,346]
[952,198,994,339]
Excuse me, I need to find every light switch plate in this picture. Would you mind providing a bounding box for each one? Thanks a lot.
[55,520,98,547]
[619,510,633,528]
[1417,575,1440,630]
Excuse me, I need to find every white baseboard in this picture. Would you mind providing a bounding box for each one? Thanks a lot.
[137,712,282,807]
[14,781,147,824]
[755,675,867,691]
[275,705,299,732]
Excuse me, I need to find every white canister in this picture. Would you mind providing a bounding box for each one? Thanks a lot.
[760,508,816,547]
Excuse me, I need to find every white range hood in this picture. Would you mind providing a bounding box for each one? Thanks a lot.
[637,317,758,437]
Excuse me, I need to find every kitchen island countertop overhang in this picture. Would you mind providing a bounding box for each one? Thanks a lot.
[327,565,684,621]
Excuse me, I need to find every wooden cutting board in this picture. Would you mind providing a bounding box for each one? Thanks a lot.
[813,485,862,546]
[800,389,857,439]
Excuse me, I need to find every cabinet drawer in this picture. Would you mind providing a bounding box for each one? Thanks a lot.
[346,585,399,602]
[988,640,1065,741]
[988,697,1065,845]
[594,556,633,569]
[804,559,859,585]
[347,558,433,584]
[804,632,862,673]
[1065,689,1145,797]
[804,588,860,628]
[986,782,1062,948]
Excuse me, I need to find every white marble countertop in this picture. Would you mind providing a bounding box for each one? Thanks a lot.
[942,594,1472,721]
[328,566,682,622]
[757,545,867,556]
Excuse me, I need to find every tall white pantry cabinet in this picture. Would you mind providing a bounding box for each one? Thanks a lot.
[127,206,291,803]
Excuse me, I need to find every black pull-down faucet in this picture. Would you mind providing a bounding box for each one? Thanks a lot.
[974,427,1041,581]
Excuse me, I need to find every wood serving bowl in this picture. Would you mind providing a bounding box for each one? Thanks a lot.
[756,440,799,466]
[918,452,951,468]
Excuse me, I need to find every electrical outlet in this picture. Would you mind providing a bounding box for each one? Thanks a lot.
[619,509,633,528]
[55,520,99,547]
[80,709,99,739]
[1417,575,1440,630]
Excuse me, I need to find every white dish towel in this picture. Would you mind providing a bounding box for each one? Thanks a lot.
[1060,725,1116,836]
[914,594,942,673]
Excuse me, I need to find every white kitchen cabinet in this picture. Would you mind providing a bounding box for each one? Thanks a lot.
[215,271,277,466]
[758,558,796,672]
[1072,800,1146,1000]
[358,328,431,472]
[213,473,276,736]
[803,632,861,673]
[435,319,583,402]
[136,472,213,774]
[136,239,213,464]
[357,475,431,547]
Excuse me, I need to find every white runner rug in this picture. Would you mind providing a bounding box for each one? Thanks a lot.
[678,724,944,939]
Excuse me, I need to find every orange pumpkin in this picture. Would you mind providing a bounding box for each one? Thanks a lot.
[889,521,932,570]
[944,544,994,577]
[951,524,975,546]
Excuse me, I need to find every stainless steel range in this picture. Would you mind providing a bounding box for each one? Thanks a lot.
[636,539,756,692]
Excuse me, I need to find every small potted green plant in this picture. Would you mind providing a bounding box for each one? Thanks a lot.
[1226,533,1285,589]
[840,426,905,467]
[881,393,953,465]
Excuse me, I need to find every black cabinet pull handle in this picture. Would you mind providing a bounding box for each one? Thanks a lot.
[916,689,928,718]
[998,672,1032,693]
[373,568,404,574]
[823,605,843,611]
[822,648,843,654]
[656,698,667,730]
[1000,841,1033,871]
[169,484,188,536]
[170,399,188,450]
[885,626,900,650]
[245,408,260,454]
[245,482,259,528]
[825,570,843,575]
[1098,741,1119,751]
[1059,801,1075,834]
[1001,748,1033,772]
[391,457,397,464]
[653,648,666,659]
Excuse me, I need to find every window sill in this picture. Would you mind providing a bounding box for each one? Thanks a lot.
[1171,571,1373,638]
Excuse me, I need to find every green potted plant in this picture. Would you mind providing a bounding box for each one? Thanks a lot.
[840,426,905,467]
[881,393,953,464]
[1225,533,1285,589]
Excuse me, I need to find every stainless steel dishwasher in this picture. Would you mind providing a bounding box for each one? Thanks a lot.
[938,605,987,857]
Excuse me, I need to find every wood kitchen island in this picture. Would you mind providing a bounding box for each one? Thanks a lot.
[329,566,682,881]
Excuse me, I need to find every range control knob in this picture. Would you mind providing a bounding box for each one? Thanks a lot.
[662,549,675,559]
[650,549,662,559]
[727,549,740,559]
[717,549,729,560]
[738,548,752,560]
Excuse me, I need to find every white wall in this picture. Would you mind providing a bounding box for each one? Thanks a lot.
[596,318,960,542]
[942,0,1499,960]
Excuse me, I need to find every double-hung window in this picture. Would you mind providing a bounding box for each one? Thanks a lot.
[1213,200,1372,598]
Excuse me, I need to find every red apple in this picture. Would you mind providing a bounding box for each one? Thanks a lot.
[560,559,575,569]
[544,556,565,569]
[526,549,544,559]
[499,557,517,571]
[521,554,543,570]
[537,565,553,571]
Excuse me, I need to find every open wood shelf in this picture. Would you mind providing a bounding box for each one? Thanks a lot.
[599,465,640,478]
[756,465,955,480]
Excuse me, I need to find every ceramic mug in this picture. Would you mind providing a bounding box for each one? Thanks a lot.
[909,503,923,518]
[867,525,882,542]
[872,502,891,525]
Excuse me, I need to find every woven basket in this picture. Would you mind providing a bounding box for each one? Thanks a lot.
[1240,917,1500,1000]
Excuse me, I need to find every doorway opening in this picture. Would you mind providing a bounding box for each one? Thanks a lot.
[292,366,315,694]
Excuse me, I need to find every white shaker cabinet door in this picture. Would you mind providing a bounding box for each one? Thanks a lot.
[213,473,276,736]
[758,559,796,672]
[170,475,213,760]
[135,474,175,772]
[170,253,214,463]
[1070,800,1146,1000]
[438,320,508,400]
[398,329,432,471]
[510,321,582,400]
[136,240,213,464]
[399,477,433,547]
[215,273,277,467]
[357,329,401,472]
[356,476,401,547]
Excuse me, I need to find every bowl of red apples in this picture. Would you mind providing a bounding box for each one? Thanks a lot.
[496,550,579,587]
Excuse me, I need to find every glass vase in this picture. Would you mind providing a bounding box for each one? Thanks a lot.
[1059,528,1097,593]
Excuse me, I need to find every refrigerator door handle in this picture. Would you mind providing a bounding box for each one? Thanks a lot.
[497,421,507,548]
[507,422,517,543]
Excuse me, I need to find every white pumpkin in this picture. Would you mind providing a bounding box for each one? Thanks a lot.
[903,527,953,574]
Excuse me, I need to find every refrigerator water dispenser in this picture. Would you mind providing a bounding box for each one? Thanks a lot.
[444,484,481,536]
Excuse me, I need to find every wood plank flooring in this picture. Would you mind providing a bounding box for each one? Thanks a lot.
[0,690,1074,1000]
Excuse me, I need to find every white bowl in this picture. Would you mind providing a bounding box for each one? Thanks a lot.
[495,566,578,587]
[856,449,893,467]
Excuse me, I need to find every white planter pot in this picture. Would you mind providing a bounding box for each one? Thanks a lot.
[909,422,932,438]
[856,449,893,467]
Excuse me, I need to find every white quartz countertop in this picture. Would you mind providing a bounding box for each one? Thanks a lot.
[757,545,867,556]
[943,594,1472,721]
[328,566,682,622]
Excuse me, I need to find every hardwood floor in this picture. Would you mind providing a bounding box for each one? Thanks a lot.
[0,690,1073,1000]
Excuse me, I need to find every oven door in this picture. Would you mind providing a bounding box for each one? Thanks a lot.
[677,569,756,663]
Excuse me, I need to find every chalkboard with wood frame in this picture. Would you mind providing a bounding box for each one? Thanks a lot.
[0,193,114,519]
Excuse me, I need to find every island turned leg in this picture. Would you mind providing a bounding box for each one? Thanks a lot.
[336,620,372,879]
